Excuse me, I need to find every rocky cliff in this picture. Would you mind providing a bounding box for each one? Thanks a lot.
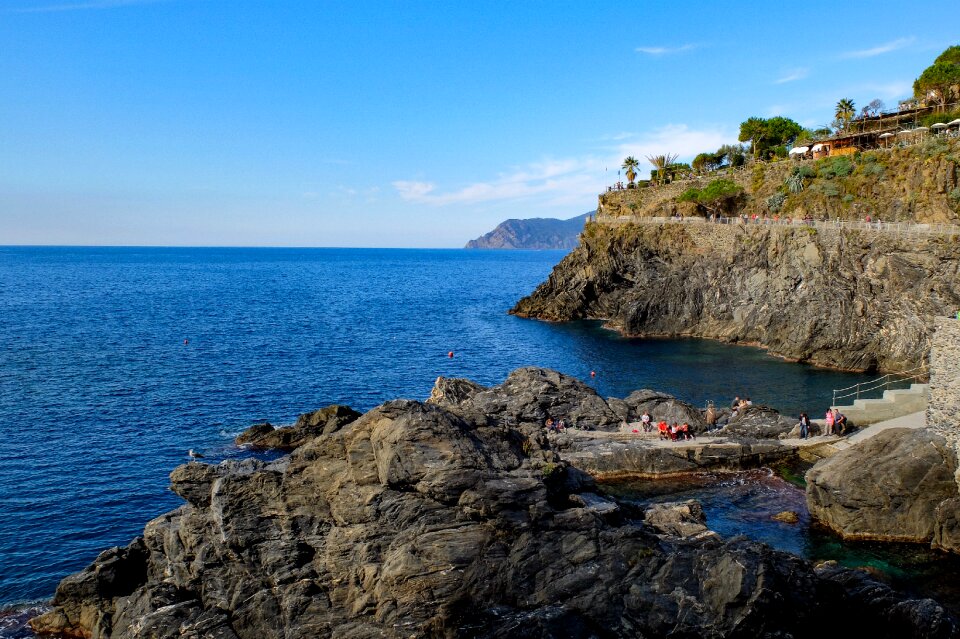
[31,369,958,639]
[465,212,591,249]
[512,221,960,372]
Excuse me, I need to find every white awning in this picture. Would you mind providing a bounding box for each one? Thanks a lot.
[811,143,824,151]
[788,146,809,154]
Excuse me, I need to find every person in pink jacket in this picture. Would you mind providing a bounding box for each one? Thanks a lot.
[825,409,835,435]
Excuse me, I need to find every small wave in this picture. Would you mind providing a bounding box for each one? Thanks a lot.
[0,602,48,639]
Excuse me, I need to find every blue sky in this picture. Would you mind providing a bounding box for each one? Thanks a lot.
[0,0,956,247]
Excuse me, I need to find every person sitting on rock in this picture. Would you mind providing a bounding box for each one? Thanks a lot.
[658,421,669,440]
[556,418,566,432]
[669,423,680,441]
[680,422,694,440]
[545,417,556,433]
[641,411,652,433]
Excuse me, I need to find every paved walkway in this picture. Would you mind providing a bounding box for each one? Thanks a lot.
[558,410,927,453]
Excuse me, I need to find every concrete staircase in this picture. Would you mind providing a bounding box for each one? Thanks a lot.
[830,383,929,426]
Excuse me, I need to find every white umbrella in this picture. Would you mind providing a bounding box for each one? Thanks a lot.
[789,146,809,154]
[878,132,894,138]
[948,119,960,126]
[914,126,930,131]
[931,122,948,129]
[811,143,824,151]
[897,130,914,135]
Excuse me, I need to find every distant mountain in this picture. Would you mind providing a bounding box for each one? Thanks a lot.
[464,211,593,249]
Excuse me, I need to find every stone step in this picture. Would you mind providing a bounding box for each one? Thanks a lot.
[831,383,929,426]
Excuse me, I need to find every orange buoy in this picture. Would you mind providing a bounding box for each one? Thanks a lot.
[448,351,454,358]
[590,370,596,377]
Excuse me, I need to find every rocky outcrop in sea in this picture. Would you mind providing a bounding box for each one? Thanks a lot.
[512,222,960,371]
[31,369,958,638]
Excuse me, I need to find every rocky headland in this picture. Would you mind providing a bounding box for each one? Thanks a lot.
[512,221,960,371]
[465,212,591,250]
[31,369,960,638]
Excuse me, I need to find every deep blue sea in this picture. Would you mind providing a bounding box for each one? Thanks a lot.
[0,246,881,623]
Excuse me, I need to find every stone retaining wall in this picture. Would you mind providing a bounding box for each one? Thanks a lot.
[928,317,960,468]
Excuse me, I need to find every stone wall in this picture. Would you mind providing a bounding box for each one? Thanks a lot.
[928,317,960,455]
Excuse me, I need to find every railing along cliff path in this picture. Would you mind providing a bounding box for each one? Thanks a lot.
[831,363,930,406]
[595,215,960,238]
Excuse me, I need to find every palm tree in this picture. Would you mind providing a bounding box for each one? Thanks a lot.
[835,98,856,131]
[622,156,640,186]
[646,153,679,185]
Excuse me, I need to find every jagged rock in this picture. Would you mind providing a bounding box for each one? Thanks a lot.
[643,500,713,538]
[512,222,960,372]
[934,497,960,553]
[621,389,707,431]
[773,511,800,524]
[426,376,488,408]
[715,405,797,439]
[806,428,960,543]
[33,370,959,638]
[234,404,361,450]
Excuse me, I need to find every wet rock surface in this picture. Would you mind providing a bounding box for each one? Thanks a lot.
[32,369,958,638]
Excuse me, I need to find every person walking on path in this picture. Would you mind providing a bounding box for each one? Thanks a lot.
[798,413,811,439]
[825,409,835,435]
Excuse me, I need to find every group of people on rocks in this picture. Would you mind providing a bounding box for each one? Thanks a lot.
[796,408,849,439]
[658,420,695,441]
[543,417,567,433]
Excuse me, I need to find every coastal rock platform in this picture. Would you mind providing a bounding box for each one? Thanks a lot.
[31,369,958,638]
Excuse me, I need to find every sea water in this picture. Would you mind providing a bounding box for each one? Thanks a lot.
[0,246,878,625]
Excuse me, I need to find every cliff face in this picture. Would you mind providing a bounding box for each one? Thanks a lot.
[512,221,960,372]
[465,212,590,249]
[30,369,958,638]
[597,138,960,224]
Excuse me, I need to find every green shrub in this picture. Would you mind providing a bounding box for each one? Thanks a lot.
[812,182,840,197]
[817,156,854,179]
[861,163,885,177]
[786,172,805,193]
[678,188,700,203]
[950,187,960,205]
[766,192,787,212]
[796,165,816,178]
[842,194,855,204]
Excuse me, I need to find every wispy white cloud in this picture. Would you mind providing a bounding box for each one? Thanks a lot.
[11,0,163,12]
[774,68,809,84]
[635,44,698,56]
[840,37,914,59]
[393,124,735,208]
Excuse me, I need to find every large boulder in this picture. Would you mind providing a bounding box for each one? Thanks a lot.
[715,405,797,439]
[806,428,959,543]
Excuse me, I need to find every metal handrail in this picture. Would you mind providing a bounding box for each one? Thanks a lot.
[595,215,960,237]
[831,364,929,405]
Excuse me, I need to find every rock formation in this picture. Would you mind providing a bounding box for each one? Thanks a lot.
[32,370,959,638]
[806,428,960,544]
[235,405,361,450]
[465,212,590,249]
[512,221,960,371]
